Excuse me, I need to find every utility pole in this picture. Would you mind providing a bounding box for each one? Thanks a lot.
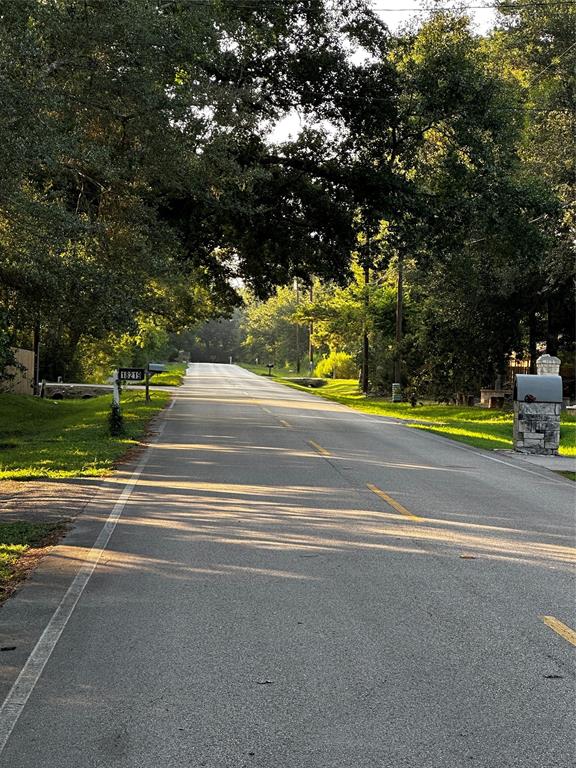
[361,236,370,394]
[295,279,301,373]
[394,250,403,388]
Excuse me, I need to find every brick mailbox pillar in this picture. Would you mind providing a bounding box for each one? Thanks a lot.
[513,372,562,455]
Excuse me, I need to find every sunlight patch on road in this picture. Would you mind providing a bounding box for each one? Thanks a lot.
[181,395,346,412]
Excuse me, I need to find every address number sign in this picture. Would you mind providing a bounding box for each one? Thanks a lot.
[118,368,145,382]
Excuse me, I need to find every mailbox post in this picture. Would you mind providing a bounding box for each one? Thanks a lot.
[513,374,562,455]
[112,369,121,408]
[145,363,167,401]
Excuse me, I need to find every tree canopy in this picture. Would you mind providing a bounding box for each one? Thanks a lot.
[0,0,572,388]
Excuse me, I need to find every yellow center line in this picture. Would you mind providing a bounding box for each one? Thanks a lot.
[367,483,422,521]
[308,440,331,457]
[541,616,576,647]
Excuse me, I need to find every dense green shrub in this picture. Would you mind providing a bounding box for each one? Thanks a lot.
[314,351,358,379]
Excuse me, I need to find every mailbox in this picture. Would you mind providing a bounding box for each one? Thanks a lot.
[513,374,562,403]
[513,374,562,455]
[148,363,167,373]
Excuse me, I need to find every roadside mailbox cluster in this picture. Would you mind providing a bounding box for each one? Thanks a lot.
[513,371,562,456]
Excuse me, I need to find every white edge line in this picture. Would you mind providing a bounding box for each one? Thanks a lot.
[402,425,570,483]
[0,429,159,754]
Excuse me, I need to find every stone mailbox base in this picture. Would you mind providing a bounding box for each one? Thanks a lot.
[513,402,561,455]
[391,383,402,402]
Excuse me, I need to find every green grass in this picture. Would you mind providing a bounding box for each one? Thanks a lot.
[556,471,576,481]
[240,362,310,378]
[262,376,576,457]
[0,391,171,480]
[148,362,187,387]
[0,521,66,592]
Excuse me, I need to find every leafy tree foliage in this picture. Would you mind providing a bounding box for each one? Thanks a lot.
[314,351,358,380]
[1,0,572,393]
[241,286,305,368]
[488,0,575,359]
[171,312,244,364]
[0,0,375,377]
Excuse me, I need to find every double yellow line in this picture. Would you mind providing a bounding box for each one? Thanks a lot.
[308,439,331,457]
[307,438,576,649]
[367,483,422,521]
[307,441,421,520]
[541,616,576,647]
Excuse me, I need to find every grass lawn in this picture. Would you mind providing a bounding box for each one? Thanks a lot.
[260,376,576,457]
[240,362,307,378]
[0,391,171,480]
[148,362,187,386]
[0,521,67,599]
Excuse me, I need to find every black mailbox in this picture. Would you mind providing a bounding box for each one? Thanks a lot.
[148,363,167,373]
[514,374,562,403]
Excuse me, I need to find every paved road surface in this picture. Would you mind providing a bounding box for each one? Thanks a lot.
[0,364,574,767]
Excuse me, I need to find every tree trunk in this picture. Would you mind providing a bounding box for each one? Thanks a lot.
[528,310,537,374]
[546,297,558,356]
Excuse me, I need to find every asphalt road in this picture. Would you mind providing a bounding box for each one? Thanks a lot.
[0,363,574,767]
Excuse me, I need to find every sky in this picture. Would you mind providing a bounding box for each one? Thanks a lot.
[268,1,498,142]
[371,0,497,34]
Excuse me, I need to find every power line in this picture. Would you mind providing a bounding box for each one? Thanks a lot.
[372,2,575,9]
[161,0,575,6]
[159,0,576,12]
[346,94,574,112]
[529,40,576,83]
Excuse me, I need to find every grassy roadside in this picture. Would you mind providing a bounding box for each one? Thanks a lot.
[556,471,576,481]
[0,391,171,480]
[239,363,299,378]
[0,521,68,600]
[244,371,576,457]
[148,362,187,386]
